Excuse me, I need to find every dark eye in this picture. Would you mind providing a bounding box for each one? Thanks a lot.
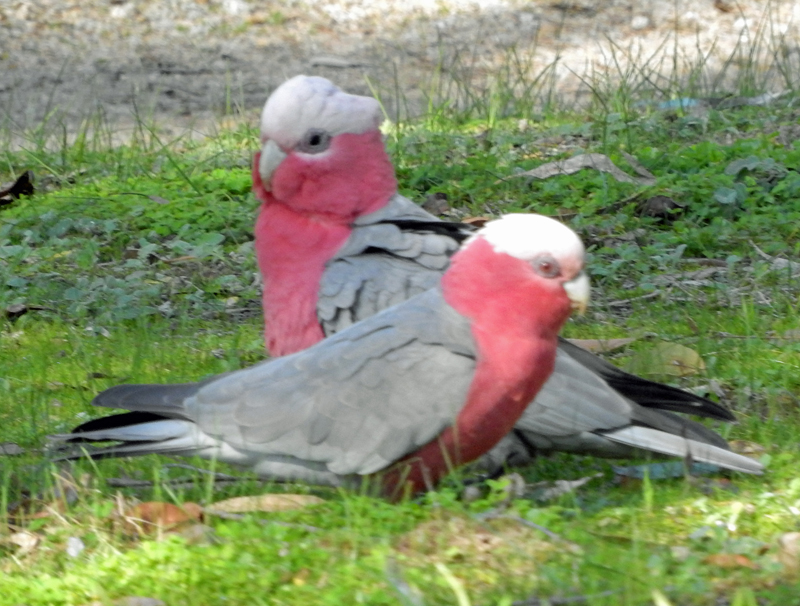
[533,255,560,278]
[298,129,331,154]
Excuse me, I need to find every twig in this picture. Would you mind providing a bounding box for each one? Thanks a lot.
[605,290,662,308]
[714,332,800,340]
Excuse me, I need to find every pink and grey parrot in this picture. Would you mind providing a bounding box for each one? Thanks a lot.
[251,75,762,475]
[56,215,589,498]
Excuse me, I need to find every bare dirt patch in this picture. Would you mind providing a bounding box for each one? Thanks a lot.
[1,0,797,142]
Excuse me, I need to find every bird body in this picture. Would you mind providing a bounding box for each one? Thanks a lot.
[251,75,763,475]
[57,215,590,498]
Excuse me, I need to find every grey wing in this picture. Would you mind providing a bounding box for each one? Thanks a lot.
[319,256,443,335]
[319,207,461,335]
[190,288,477,476]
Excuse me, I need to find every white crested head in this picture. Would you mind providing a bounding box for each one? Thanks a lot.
[260,75,382,149]
[472,214,585,266]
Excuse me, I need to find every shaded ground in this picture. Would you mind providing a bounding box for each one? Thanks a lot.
[1,0,798,143]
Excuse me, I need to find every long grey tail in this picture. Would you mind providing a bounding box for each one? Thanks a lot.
[50,382,204,461]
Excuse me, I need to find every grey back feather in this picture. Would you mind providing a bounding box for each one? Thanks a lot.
[320,194,462,335]
[188,288,477,475]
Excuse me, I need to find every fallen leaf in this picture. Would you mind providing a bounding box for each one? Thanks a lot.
[703,553,758,569]
[7,531,39,554]
[507,153,656,185]
[461,216,491,227]
[0,442,24,456]
[777,532,800,573]
[620,151,656,181]
[208,494,324,514]
[566,337,637,353]
[624,341,705,377]
[125,501,203,534]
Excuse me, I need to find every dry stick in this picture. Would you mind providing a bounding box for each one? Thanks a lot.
[605,290,662,308]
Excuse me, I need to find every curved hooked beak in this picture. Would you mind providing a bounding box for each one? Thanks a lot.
[563,271,590,315]
[258,139,288,192]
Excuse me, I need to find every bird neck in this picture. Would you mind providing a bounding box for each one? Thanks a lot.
[254,203,352,357]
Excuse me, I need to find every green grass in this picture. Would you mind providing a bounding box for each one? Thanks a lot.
[3,24,800,605]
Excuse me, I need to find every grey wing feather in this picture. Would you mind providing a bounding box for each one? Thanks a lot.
[192,288,477,476]
[320,194,461,335]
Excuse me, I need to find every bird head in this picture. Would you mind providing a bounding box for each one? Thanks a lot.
[253,75,397,221]
[444,214,590,332]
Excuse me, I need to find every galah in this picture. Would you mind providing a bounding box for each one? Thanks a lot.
[55,215,589,498]
[251,75,763,475]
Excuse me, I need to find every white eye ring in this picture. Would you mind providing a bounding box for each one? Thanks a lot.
[297,128,332,154]
[533,254,561,278]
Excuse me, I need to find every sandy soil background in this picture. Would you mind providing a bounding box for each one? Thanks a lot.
[1,0,798,141]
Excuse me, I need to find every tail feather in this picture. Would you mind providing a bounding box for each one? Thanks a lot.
[51,416,202,461]
[91,383,200,418]
[558,338,736,422]
[67,412,168,442]
[604,426,763,474]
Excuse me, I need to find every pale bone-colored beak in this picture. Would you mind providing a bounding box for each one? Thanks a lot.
[563,271,590,315]
[258,139,288,192]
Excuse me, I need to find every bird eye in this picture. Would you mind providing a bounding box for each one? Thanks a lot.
[533,255,560,278]
[298,129,331,154]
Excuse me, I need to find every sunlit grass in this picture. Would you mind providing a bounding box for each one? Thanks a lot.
[2,9,800,604]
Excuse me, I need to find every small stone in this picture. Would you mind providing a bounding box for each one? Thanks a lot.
[222,0,249,17]
[66,536,85,558]
[461,485,483,503]
[630,15,650,31]
[734,17,751,33]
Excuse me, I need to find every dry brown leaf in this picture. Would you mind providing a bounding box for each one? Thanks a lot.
[567,337,637,353]
[625,341,705,377]
[703,553,758,569]
[621,151,656,181]
[125,501,203,534]
[462,216,491,227]
[507,153,656,185]
[208,494,324,514]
